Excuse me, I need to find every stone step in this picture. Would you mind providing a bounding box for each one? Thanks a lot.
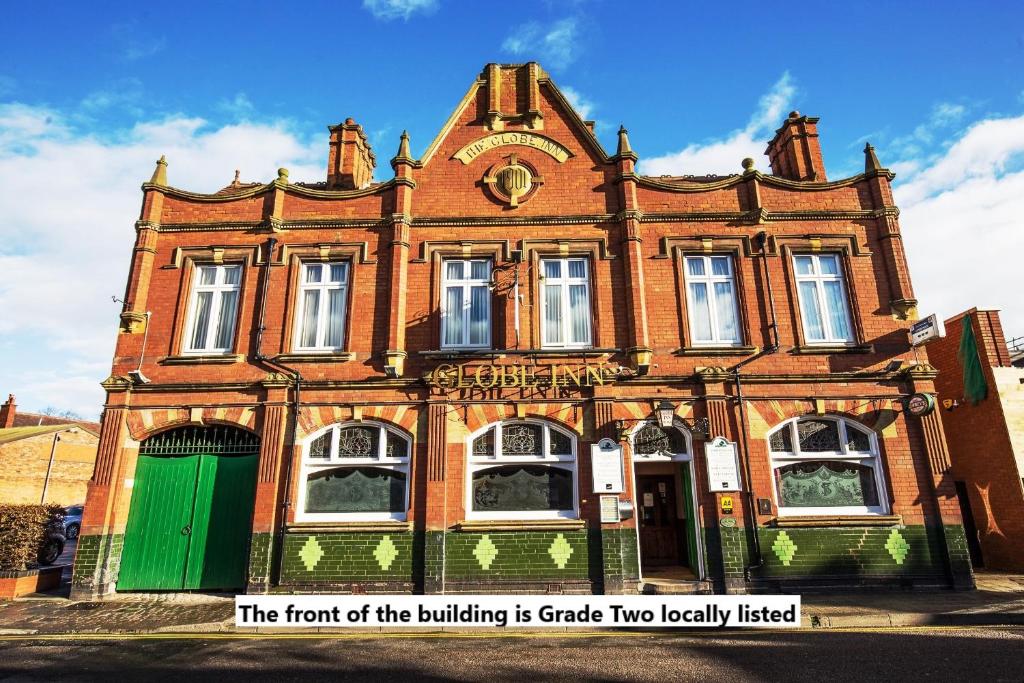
[639,580,715,595]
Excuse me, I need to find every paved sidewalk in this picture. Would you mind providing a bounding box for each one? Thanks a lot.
[1,572,1022,635]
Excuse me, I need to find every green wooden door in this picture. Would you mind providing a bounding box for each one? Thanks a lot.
[118,454,200,590]
[118,452,258,591]
[681,465,700,577]
[185,454,259,589]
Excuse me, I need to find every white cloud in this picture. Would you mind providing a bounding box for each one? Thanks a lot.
[0,103,324,417]
[217,92,255,120]
[895,113,1024,334]
[560,86,594,121]
[638,73,795,176]
[502,18,580,70]
[362,0,438,20]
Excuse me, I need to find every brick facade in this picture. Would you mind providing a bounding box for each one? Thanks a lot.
[930,309,1024,570]
[0,425,97,506]
[74,63,970,598]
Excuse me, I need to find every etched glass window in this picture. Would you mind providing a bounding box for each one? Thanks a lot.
[467,421,577,519]
[767,417,885,515]
[299,422,410,521]
[634,423,688,456]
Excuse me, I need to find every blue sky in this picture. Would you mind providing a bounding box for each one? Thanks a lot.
[2,1,1023,417]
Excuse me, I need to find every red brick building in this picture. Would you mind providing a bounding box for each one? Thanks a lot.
[930,309,1024,571]
[74,63,972,598]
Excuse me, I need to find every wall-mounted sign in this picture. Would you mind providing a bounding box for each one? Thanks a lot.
[720,495,734,514]
[642,493,655,507]
[905,392,937,417]
[599,495,620,524]
[705,436,741,492]
[426,362,617,390]
[910,314,946,347]
[452,132,572,164]
[590,438,625,493]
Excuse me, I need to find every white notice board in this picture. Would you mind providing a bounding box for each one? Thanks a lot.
[590,438,624,493]
[705,436,741,492]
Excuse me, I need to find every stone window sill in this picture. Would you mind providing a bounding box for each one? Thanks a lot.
[160,354,244,365]
[451,519,586,532]
[791,344,874,355]
[770,515,902,528]
[275,352,356,363]
[285,521,412,533]
[674,346,758,356]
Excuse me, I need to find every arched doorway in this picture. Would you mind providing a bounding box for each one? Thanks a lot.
[117,425,260,591]
[630,421,702,581]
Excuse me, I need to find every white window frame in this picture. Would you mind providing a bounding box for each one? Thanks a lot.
[465,420,578,520]
[295,421,411,522]
[292,261,350,353]
[767,416,888,516]
[540,257,592,349]
[793,253,855,344]
[183,263,242,354]
[440,258,492,349]
[683,254,743,346]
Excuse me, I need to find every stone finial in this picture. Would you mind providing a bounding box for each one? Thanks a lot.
[742,158,756,173]
[616,125,633,156]
[864,143,883,173]
[277,167,289,184]
[149,155,168,186]
[391,130,413,167]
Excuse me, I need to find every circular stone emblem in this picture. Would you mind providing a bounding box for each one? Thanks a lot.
[483,154,543,208]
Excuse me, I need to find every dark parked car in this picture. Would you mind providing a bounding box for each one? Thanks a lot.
[63,504,83,540]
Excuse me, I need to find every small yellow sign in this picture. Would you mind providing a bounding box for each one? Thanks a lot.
[720,495,734,514]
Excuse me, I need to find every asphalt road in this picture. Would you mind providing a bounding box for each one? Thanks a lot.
[0,627,1022,682]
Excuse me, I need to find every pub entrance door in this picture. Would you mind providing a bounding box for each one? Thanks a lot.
[636,465,699,579]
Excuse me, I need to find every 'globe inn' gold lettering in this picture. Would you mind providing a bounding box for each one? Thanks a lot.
[426,363,616,389]
[452,133,572,164]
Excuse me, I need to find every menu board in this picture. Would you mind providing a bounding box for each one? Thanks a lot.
[599,495,620,523]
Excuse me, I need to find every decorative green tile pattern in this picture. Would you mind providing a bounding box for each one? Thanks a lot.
[548,533,574,569]
[374,536,399,571]
[473,535,498,570]
[299,536,324,571]
[885,529,910,565]
[772,531,798,566]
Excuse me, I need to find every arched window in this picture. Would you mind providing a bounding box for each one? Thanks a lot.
[767,416,886,516]
[632,422,691,460]
[296,422,411,522]
[466,420,577,520]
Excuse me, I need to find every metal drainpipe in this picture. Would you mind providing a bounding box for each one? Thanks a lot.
[253,236,303,586]
[735,230,781,582]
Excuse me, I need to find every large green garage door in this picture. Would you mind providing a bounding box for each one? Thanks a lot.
[118,426,260,591]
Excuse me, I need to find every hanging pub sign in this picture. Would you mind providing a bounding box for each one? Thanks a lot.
[591,438,625,494]
[910,314,945,347]
[426,362,617,390]
[905,392,936,417]
[705,436,741,492]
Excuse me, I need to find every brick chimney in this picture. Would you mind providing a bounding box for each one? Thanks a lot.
[765,111,827,181]
[326,118,376,190]
[0,394,15,428]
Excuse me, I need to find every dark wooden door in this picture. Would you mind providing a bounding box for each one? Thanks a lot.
[638,475,683,567]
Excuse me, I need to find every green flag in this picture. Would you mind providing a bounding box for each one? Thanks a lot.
[958,320,987,405]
